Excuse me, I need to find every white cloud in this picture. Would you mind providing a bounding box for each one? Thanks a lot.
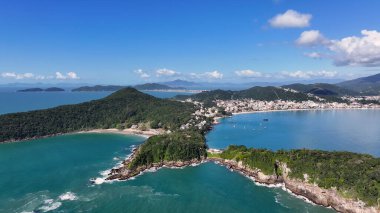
[204,70,223,79]
[156,68,178,77]
[1,71,79,80]
[55,72,80,80]
[296,30,326,46]
[55,72,66,79]
[235,70,263,78]
[269,10,311,28]
[328,30,380,67]
[134,69,150,79]
[67,72,79,79]
[1,72,34,79]
[281,70,337,79]
[190,70,224,80]
[304,52,322,59]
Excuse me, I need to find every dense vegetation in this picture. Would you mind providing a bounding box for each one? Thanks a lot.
[0,88,196,142]
[129,131,207,169]
[337,73,380,95]
[282,83,358,96]
[218,145,380,206]
[175,86,322,106]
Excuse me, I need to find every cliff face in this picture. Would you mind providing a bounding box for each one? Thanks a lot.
[210,158,379,213]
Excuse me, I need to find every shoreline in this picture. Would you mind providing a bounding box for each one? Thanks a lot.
[0,127,164,144]
[207,157,379,213]
[231,107,380,116]
[77,128,164,138]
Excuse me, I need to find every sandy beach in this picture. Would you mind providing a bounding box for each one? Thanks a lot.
[77,128,165,138]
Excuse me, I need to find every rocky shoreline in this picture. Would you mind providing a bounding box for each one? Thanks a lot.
[208,157,379,213]
[102,146,379,213]
[105,146,205,181]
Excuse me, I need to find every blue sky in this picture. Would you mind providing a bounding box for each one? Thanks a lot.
[1,0,380,84]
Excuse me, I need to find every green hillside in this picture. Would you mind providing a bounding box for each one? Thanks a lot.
[175,86,320,106]
[0,88,195,142]
[337,73,380,95]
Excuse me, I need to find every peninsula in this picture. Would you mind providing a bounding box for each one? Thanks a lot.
[1,87,379,212]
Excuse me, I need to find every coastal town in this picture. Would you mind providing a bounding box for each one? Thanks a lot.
[183,94,380,120]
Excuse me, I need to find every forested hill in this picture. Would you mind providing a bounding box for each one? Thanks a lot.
[337,73,380,95]
[0,88,195,143]
[281,83,358,96]
[175,86,321,106]
[217,145,380,207]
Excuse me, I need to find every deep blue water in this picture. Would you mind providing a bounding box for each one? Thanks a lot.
[206,110,380,156]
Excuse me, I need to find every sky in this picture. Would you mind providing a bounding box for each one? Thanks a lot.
[1,0,380,85]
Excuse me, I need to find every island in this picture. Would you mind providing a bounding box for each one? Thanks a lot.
[17,87,65,92]
[44,87,65,92]
[1,87,379,213]
[17,88,44,92]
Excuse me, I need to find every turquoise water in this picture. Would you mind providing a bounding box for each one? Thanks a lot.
[1,95,379,212]
[207,109,380,156]
[0,133,331,213]
[0,91,191,114]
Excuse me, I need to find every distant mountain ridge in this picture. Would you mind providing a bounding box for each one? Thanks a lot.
[72,83,184,92]
[175,86,324,106]
[337,73,380,95]
[281,83,358,96]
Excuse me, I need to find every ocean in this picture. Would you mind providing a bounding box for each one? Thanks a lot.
[1,92,378,212]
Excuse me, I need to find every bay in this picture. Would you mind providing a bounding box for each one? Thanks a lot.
[206,109,380,156]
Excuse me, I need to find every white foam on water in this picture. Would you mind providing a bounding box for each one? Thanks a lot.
[38,199,62,212]
[93,178,105,185]
[59,192,77,201]
[99,169,111,177]
[281,185,316,205]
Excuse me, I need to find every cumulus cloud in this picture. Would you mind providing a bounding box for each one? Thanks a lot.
[134,69,150,79]
[156,68,178,77]
[281,70,337,79]
[304,52,322,59]
[190,70,224,80]
[269,10,311,28]
[1,72,34,79]
[55,72,80,80]
[235,70,264,78]
[296,30,327,46]
[328,30,380,67]
[204,70,223,79]
[1,71,80,81]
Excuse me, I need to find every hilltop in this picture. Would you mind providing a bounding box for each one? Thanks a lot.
[0,88,197,143]
[175,86,322,106]
[337,73,380,95]
[281,83,358,96]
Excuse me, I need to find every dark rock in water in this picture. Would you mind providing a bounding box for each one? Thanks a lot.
[263,118,269,122]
